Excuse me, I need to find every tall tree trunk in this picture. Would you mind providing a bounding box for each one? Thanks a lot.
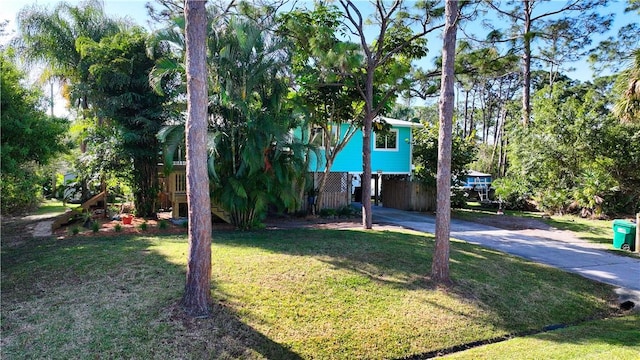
[463,87,469,138]
[522,0,532,126]
[182,0,212,318]
[432,0,458,284]
[469,88,476,136]
[316,121,336,214]
[500,128,508,177]
[362,112,373,229]
[317,158,334,214]
[482,100,491,144]
[362,66,375,230]
[490,106,506,171]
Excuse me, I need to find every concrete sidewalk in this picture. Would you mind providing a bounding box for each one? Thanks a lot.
[370,206,640,303]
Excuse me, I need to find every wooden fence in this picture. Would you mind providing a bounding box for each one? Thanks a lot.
[381,179,436,212]
[303,172,351,212]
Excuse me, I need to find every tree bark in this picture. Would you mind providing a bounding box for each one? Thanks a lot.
[635,213,640,253]
[361,112,373,229]
[432,0,458,284]
[182,0,212,318]
[361,68,375,229]
[469,89,476,136]
[463,87,469,138]
[522,0,532,126]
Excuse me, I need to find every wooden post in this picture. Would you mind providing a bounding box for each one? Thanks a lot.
[102,177,108,218]
[636,213,640,253]
[374,173,380,206]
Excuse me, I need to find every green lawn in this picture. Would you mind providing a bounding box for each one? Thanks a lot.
[1,229,630,359]
[454,202,617,246]
[35,198,80,216]
[445,314,640,359]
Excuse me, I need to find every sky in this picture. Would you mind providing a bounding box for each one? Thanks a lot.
[0,0,634,116]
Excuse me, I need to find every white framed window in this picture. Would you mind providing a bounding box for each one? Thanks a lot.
[374,129,398,150]
[311,125,339,148]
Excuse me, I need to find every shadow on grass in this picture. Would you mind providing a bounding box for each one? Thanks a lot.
[214,229,618,333]
[1,229,625,359]
[213,228,635,358]
[1,234,301,360]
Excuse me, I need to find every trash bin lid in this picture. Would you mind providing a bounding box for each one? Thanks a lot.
[612,219,637,229]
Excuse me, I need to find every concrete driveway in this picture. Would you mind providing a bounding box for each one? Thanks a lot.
[371,206,640,303]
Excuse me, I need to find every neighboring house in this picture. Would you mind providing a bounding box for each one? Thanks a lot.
[303,116,422,209]
[461,170,493,202]
[461,170,492,190]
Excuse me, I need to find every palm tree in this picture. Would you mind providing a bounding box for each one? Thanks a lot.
[208,16,305,228]
[156,12,306,229]
[15,0,121,110]
[15,0,121,202]
[614,49,640,123]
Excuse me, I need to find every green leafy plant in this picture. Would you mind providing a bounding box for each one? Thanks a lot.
[114,223,122,232]
[319,208,338,217]
[71,227,80,235]
[493,177,532,211]
[139,222,148,231]
[91,222,100,233]
[337,205,358,217]
[535,188,570,215]
[0,51,69,214]
[450,188,469,209]
[158,220,168,230]
[413,122,477,188]
[572,159,617,217]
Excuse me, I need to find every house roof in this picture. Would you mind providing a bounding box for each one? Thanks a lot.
[375,116,424,128]
[467,170,492,177]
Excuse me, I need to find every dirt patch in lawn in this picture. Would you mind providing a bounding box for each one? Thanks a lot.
[459,214,554,231]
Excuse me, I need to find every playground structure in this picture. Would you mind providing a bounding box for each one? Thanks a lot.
[51,191,107,230]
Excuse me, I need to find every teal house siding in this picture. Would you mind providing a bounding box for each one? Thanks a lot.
[305,117,420,174]
[370,126,413,174]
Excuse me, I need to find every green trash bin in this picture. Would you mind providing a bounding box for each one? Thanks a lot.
[612,219,637,251]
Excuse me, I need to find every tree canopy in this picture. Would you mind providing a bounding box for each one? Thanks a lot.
[77,26,167,217]
[1,49,69,213]
[8,0,639,220]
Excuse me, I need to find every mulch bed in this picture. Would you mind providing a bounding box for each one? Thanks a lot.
[52,213,367,239]
[53,215,187,239]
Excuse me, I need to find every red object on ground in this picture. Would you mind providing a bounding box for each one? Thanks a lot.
[122,215,133,225]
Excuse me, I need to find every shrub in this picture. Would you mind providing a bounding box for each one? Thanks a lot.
[493,177,531,210]
[0,169,43,215]
[71,227,80,235]
[450,188,468,209]
[535,188,571,215]
[337,205,358,217]
[91,222,100,233]
[572,160,617,216]
[114,223,122,232]
[139,222,148,231]
[319,208,338,217]
[158,220,168,230]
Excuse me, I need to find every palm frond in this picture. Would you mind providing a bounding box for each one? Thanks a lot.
[157,124,185,175]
